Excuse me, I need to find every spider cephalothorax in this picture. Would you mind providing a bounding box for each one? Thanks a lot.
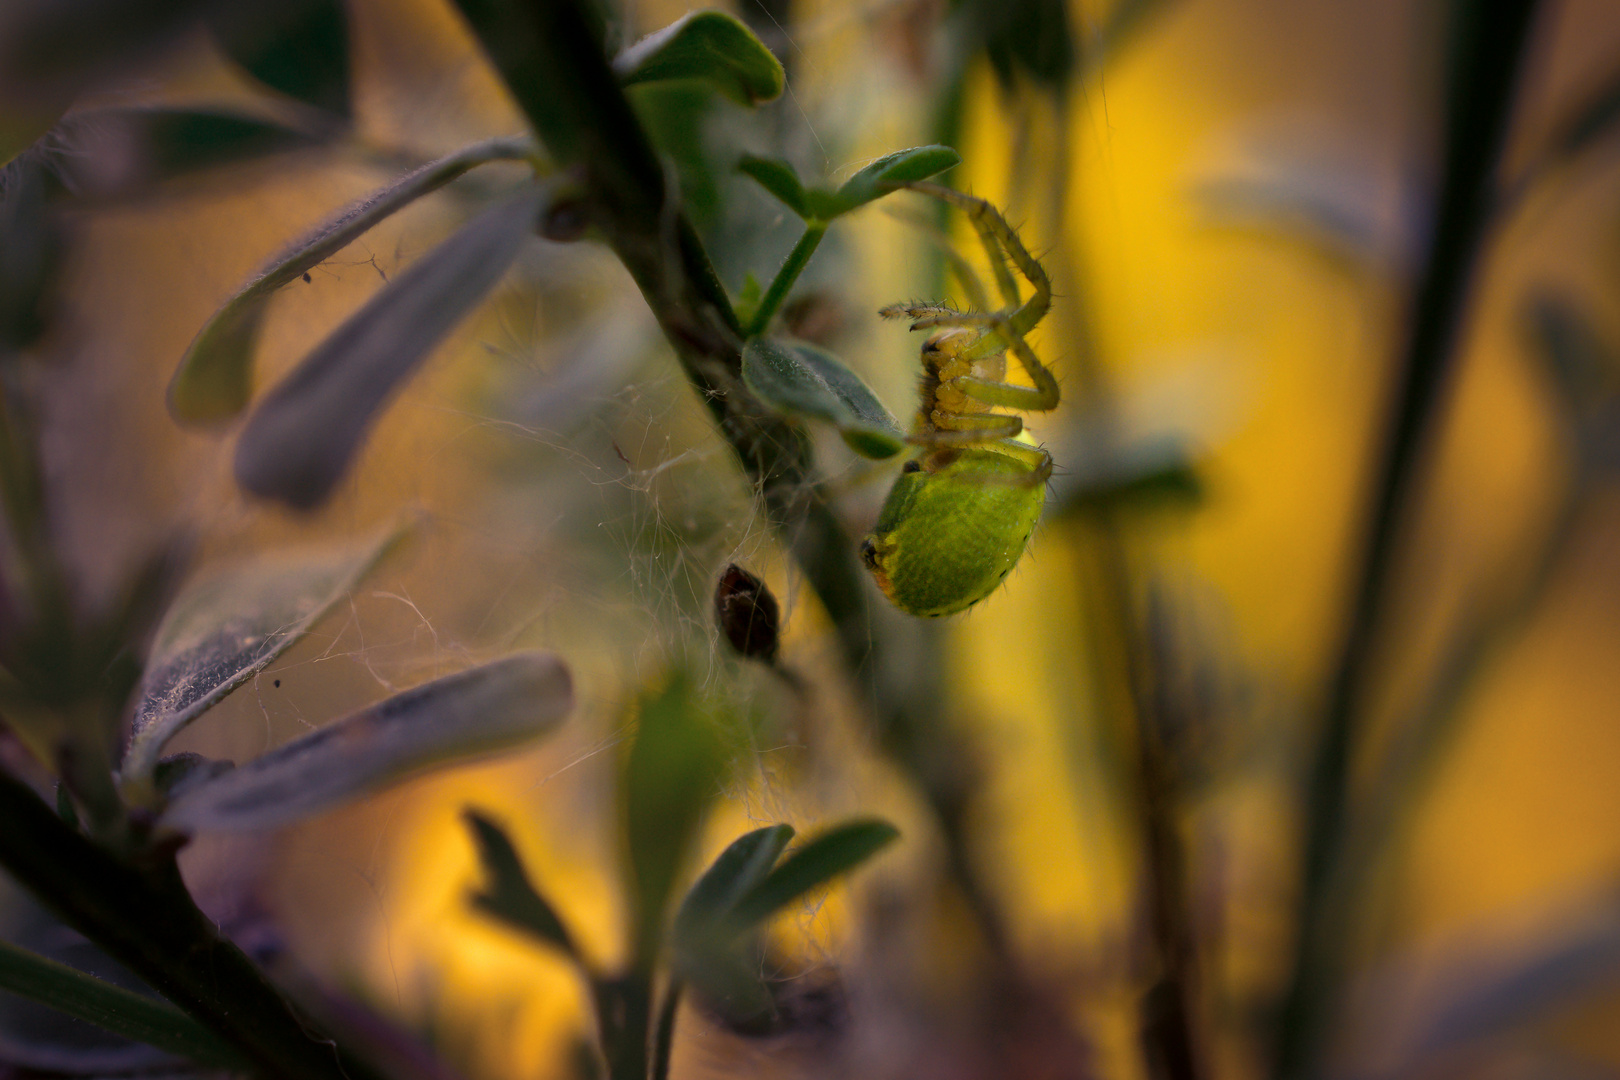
[860,183,1058,617]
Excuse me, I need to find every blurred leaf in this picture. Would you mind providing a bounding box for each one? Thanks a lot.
[0,0,214,109]
[464,809,579,961]
[728,818,898,930]
[159,651,573,833]
[1053,436,1204,517]
[168,134,534,424]
[1345,898,1620,1080]
[733,271,763,329]
[53,108,318,195]
[0,940,244,1068]
[623,670,728,962]
[0,887,178,1075]
[1531,64,1620,182]
[0,147,62,347]
[151,752,234,801]
[673,824,795,942]
[957,0,1074,89]
[613,11,784,106]
[121,520,409,791]
[1524,292,1616,419]
[676,938,776,1030]
[742,337,905,458]
[819,145,960,219]
[234,184,546,509]
[737,155,808,218]
[207,0,350,118]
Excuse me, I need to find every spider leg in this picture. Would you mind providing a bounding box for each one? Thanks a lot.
[915,412,1024,442]
[880,205,995,313]
[905,181,1051,351]
[881,301,964,322]
[903,312,1060,413]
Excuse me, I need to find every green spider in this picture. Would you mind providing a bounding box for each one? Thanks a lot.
[860,182,1058,617]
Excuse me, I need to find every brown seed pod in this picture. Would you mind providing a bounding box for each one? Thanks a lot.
[714,564,780,663]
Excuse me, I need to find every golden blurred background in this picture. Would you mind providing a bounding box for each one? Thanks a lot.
[10,0,1620,1078]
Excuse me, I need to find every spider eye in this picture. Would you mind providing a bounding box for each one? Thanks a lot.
[859,537,880,570]
[901,460,922,473]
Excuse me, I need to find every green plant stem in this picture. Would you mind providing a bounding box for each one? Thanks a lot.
[650,978,683,1080]
[1270,3,1542,1077]
[594,974,652,1080]
[745,222,826,336]
[0,768,387,1080]
[0,938,248,1069]
[447,0,959,858]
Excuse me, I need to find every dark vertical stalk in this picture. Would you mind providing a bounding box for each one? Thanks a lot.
[0,769,384,1080]
[1271,3,1543,1077]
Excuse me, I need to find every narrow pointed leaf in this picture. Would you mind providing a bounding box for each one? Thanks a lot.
[160,651,573,833]
[52,108,318,195]
[821,145,960,218]
[738,155,808,218]
[674,824,794,940]
[613,11,783,106]
[464,809,578,959]
[168,134,534,424]
[742,337,904,458]
[624,670,728,958]
[0,940,245,1068]
[728,818,898,930]
[208,0,351,118]
[235,185,546,509]
[122,519,410,789]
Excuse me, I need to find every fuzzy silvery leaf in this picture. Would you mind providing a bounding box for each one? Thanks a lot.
[233,184,546,509]
[160,651,572,833]
[121,520,408,790]
[168,135,534,424]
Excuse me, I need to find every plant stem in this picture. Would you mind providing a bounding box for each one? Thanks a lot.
[1270,3,1542,1077]
[745,222,826,337]
[0,768,386,1080]
[650,978,683,1080]
[0,938,248,1069]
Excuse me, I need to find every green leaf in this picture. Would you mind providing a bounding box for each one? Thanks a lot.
[0,940,245,1069]
[728,818,898,930]
[821,144,960,218]
[613,11,784,107]
[234,184,546,509]
[673,825,795,940]
[623,670,728,962]
[121,519,410,793]
[742,336,905,458]
[159,651,573,833]
[207,0,351,118]
[737,155,808,218]
[168,134,534,424]
[464,809,579,960]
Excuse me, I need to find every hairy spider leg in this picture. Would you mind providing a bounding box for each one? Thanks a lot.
[903,181,1051,357]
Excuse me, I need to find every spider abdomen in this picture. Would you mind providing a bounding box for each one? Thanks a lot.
[860,449,1046,617]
